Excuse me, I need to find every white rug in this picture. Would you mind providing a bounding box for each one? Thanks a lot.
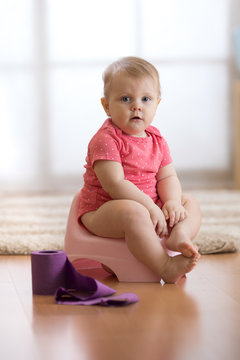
[0,190,239,255]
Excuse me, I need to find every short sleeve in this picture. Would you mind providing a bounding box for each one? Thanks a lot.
[159,136,172,168]
[88,130,122,166]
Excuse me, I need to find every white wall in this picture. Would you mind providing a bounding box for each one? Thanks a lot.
[0,0,234,190]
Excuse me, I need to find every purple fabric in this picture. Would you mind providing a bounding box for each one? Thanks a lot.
[31,251,138,306]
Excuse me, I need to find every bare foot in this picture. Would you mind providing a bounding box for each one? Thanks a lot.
[160,253,200,284]
[165,227,198,258]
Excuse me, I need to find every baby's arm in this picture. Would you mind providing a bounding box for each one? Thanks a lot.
[157,163,187,227]
[94,160,167,236]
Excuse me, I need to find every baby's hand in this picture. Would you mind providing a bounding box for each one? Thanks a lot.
[149,205,168,237]
[162,200,188,228]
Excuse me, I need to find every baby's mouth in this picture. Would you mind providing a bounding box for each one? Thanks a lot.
[131,116,142,120]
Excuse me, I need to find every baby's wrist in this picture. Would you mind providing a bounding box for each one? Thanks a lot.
[163,199,182,207]
[163,199,178,204]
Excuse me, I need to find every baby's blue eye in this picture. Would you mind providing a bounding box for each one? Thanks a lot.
[121,96,131,102]
[142,96,151,102]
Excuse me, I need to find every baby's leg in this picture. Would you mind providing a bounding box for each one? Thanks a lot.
[81,199,200,283]
[164,193,201,257]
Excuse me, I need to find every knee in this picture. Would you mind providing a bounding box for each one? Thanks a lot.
[182,193,201,211]
[182,193,195,204]
[119,200,149,225]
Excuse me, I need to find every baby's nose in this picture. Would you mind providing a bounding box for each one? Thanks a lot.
[131,101,142,111]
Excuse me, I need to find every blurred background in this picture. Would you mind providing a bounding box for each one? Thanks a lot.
[1,0,240,192]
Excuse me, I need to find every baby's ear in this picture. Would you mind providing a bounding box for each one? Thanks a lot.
[101,97,110,115]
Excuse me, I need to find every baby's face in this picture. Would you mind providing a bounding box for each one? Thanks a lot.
[101,73,160,137]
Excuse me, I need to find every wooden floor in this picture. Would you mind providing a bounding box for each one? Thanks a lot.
[1,253,240,360]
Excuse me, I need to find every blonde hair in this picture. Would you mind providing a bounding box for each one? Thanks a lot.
[102,56,161,99]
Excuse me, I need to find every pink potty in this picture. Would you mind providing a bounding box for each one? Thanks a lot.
[64,191,161,282]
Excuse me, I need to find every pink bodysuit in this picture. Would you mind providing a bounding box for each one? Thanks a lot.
[78,118,172,221]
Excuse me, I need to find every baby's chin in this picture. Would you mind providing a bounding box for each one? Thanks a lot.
[127,123,148,137]
[124,129,147,138]
[111,119,147,137]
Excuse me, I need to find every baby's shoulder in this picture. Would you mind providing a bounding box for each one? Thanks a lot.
[146,125,163,138]
[89,119,121,148]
